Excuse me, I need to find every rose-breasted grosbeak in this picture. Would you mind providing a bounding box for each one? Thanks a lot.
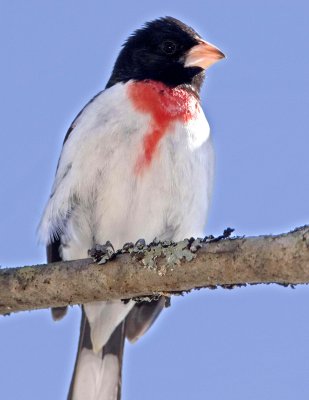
[39,16,224,400]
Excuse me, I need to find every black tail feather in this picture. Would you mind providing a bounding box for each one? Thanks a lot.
[67,307,125,400]
[125,297,166,343]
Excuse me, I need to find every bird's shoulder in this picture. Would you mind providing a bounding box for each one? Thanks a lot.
[62,82,130,146]
[62,91,104,145]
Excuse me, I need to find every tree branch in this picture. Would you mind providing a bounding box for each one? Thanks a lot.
[1,226,309,315]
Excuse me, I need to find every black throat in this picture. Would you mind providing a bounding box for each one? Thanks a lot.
[105,60,205,93]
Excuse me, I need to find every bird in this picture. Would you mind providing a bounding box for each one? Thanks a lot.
[38,16,224,400]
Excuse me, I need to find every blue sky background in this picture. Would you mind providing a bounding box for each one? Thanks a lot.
[1,1,309,399]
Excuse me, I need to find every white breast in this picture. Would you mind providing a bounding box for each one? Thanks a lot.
[38,81,215,260]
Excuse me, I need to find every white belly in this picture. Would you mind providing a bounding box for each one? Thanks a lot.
[62,124,213,261]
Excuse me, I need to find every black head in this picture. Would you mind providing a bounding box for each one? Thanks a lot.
[106,17,224,93]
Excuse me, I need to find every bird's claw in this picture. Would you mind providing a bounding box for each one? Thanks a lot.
[88,241,115,264]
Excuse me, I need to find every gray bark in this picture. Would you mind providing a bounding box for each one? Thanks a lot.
[1,226,309,315]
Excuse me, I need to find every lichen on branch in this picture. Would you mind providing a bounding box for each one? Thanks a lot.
[1,225,309,315]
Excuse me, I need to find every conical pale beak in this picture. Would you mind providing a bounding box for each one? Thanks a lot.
[184,40,225,69]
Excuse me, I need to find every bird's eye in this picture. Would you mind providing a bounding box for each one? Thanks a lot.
[161,40,177,55]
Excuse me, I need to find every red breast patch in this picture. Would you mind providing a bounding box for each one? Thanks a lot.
[127,80,200,174]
